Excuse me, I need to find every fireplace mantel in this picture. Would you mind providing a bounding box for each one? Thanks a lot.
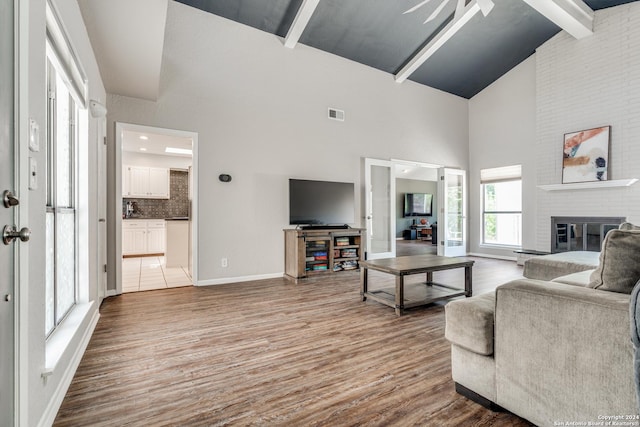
[538,178,638,191]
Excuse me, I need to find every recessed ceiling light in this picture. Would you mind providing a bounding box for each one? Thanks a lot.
[139,147,147,151]
[139,135,149,140]
[403,169,410,173]
[165,147,192,155]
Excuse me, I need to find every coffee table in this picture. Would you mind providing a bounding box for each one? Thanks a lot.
[360,254,474,315]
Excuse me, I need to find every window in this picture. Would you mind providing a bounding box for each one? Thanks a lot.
[44,0,88,337]
[481,165,522,247]
[45,59,80,337]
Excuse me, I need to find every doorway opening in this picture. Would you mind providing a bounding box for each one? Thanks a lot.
[393,160,439,257]
[115,123,198,293]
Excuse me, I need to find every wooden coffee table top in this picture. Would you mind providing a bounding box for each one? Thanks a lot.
[360,254,475,276]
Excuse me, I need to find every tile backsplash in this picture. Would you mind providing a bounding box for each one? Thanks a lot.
[123,170,190,219]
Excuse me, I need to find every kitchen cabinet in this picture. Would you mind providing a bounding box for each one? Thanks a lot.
[123,220,166,255]
[123,165,170,199]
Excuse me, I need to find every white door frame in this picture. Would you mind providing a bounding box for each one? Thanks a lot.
[97,117,107,298]
[114,122,199,294]
[15,0,31,423]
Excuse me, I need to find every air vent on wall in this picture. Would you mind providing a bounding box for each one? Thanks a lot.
[328,108,345,122]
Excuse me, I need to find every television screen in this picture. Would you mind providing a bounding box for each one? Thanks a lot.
[404,193,433,216]
[289,179,355,225]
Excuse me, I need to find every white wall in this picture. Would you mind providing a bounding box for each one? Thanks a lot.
[535,3,640,250]
[468,56,537,258]
[21,0,106,424]
[106,2,469,286]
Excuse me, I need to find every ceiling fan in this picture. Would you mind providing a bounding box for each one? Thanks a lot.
[404,0,495,23]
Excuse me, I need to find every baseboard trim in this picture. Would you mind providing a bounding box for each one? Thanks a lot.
[467,252,517,262]
[38,308,100,427]
[454,382,503,412]
[105,288,118,297]
[196,272,284,286]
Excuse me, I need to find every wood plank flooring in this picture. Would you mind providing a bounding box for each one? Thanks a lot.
[54,256,532,426]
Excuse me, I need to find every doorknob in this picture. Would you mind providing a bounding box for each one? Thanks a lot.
[3,225,31,245]
[3,190,19,208]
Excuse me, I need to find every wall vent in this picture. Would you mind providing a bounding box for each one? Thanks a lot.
[328,108,345,121]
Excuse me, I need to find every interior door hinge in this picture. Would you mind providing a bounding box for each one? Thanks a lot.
[103,264,107,273]
[103,136,107,145]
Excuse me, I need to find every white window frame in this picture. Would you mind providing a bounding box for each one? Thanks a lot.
[480,165,522,248]
[44,0,87,338]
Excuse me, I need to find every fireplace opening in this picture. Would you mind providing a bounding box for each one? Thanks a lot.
[551,216,624,253]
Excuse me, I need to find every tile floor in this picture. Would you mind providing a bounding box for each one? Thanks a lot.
[122,256,192,293]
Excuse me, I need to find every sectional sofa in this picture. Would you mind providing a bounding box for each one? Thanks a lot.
[445,225,640,426]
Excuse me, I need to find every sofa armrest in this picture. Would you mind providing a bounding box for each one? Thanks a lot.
[494,279,635,426]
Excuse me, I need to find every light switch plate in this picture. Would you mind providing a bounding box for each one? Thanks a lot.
[29,119,39,152]
[29,157,37,190]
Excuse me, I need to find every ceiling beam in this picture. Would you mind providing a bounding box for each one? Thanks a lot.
[395,0,483,84]
[521,0,593,39]
[284,0,320,49]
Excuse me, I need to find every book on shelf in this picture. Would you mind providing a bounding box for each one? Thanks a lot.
[341,248,357,258]
[335,237,350,246]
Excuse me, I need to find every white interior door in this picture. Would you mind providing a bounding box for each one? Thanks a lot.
[364,158,396,260]
[1,0,16,422]
[438,168,467,257]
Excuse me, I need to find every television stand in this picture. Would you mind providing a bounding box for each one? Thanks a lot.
[284,228,364,282]
[300,224,350,230]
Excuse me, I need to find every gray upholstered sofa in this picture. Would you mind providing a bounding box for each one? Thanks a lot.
[445,225,640,426]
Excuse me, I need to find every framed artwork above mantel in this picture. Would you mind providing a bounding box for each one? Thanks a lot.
[562,125,611,184]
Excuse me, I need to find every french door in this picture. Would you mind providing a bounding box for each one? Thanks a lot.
[438,168,467,257]
[364,158,396,259]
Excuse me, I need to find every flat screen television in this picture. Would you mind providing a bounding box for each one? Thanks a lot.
[289,179,355,226]
[404,193,433,217]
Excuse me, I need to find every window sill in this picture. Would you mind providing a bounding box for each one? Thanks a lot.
[43,301,96,378]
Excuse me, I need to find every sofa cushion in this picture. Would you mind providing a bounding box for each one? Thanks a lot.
[445,292,495,356]
[589,229,640,294]
[523,251,600,281]
[551,269,594,287]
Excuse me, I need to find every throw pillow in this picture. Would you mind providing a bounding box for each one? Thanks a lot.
[588,229,640,294]
[620,222,640,231]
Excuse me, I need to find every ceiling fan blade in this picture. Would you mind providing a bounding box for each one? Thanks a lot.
[403,0,432,14]
[424,0,450,23]
[476,0,495,16]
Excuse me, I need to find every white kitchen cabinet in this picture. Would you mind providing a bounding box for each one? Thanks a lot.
[122,220,166,255]
[146,220,166,254]
[123,165,170,199]
[148,168,170,198]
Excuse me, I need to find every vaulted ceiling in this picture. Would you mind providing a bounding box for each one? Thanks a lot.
[79,0,639,101]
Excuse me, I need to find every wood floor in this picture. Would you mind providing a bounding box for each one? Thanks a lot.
[54,255,532,426]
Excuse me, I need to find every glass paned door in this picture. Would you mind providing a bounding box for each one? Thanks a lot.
[438,168,467,257]
[364,158,395,260]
